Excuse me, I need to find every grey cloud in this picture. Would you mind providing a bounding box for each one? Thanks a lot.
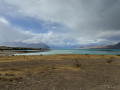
[0,0,120,45]
[3,0,120,31]
[100,32,120,41]
[0,19,32,42]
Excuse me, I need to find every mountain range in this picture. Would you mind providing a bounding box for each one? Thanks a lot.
[76,42,120,49]
[0,42,50,49]
[100,42,120,49]
[0,42,120,49]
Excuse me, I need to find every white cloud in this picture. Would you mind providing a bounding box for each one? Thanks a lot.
[0,17,32,42]
[23,31,76,46]
[0,16,109,47]
[0,17,9,25]
[0,17,79,47]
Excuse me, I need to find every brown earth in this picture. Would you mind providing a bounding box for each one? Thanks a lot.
[0,54,120,90]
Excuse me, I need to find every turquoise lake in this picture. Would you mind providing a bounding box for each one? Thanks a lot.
[15,49,120,55]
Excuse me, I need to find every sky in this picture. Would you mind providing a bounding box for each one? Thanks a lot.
[0,0,120,47]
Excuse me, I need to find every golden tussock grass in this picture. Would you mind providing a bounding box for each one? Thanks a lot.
[0,54,120,83]
[0,54,119,63]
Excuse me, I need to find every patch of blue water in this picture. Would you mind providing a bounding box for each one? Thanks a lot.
[15,49,120,55]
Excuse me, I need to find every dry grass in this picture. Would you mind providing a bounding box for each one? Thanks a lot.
[0,54,119,63]
[0,54,119,76]
[0,54,120,87]
[0,76,22,82]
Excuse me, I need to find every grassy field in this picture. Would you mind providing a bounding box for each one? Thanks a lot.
[0,54,120,90]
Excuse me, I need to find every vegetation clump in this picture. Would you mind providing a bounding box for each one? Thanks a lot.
[74,59,81,68]
[4,73,15,76]
[0,76,22,82]
[106,57,115,63]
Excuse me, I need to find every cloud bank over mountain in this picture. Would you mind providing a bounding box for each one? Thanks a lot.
[0,0,120,47]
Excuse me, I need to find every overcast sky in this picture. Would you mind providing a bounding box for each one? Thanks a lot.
[0,0,120,47]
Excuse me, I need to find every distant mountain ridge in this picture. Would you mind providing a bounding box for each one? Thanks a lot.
[101,43,120,49]
[0,42,50,49]
[75,44,106,49]
[89,42,120,49]
[75,42,120,49]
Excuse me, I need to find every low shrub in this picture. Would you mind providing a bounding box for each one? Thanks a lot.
[106,57,115,63]
[4,73,15,76]
[74,59,81,68]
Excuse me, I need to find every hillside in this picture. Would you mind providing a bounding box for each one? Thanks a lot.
[102,43,120,49]
[75,42,120,49]
[0,42,50,49]
[89,42,120,49]
[75,44,106,49]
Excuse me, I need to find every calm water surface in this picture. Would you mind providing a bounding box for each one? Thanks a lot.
[15,49,120,55]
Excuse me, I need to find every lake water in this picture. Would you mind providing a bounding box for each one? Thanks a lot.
[15,49,120,55]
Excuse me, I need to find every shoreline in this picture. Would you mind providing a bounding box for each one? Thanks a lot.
[1,49,120,56]
[0,50,50,55]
